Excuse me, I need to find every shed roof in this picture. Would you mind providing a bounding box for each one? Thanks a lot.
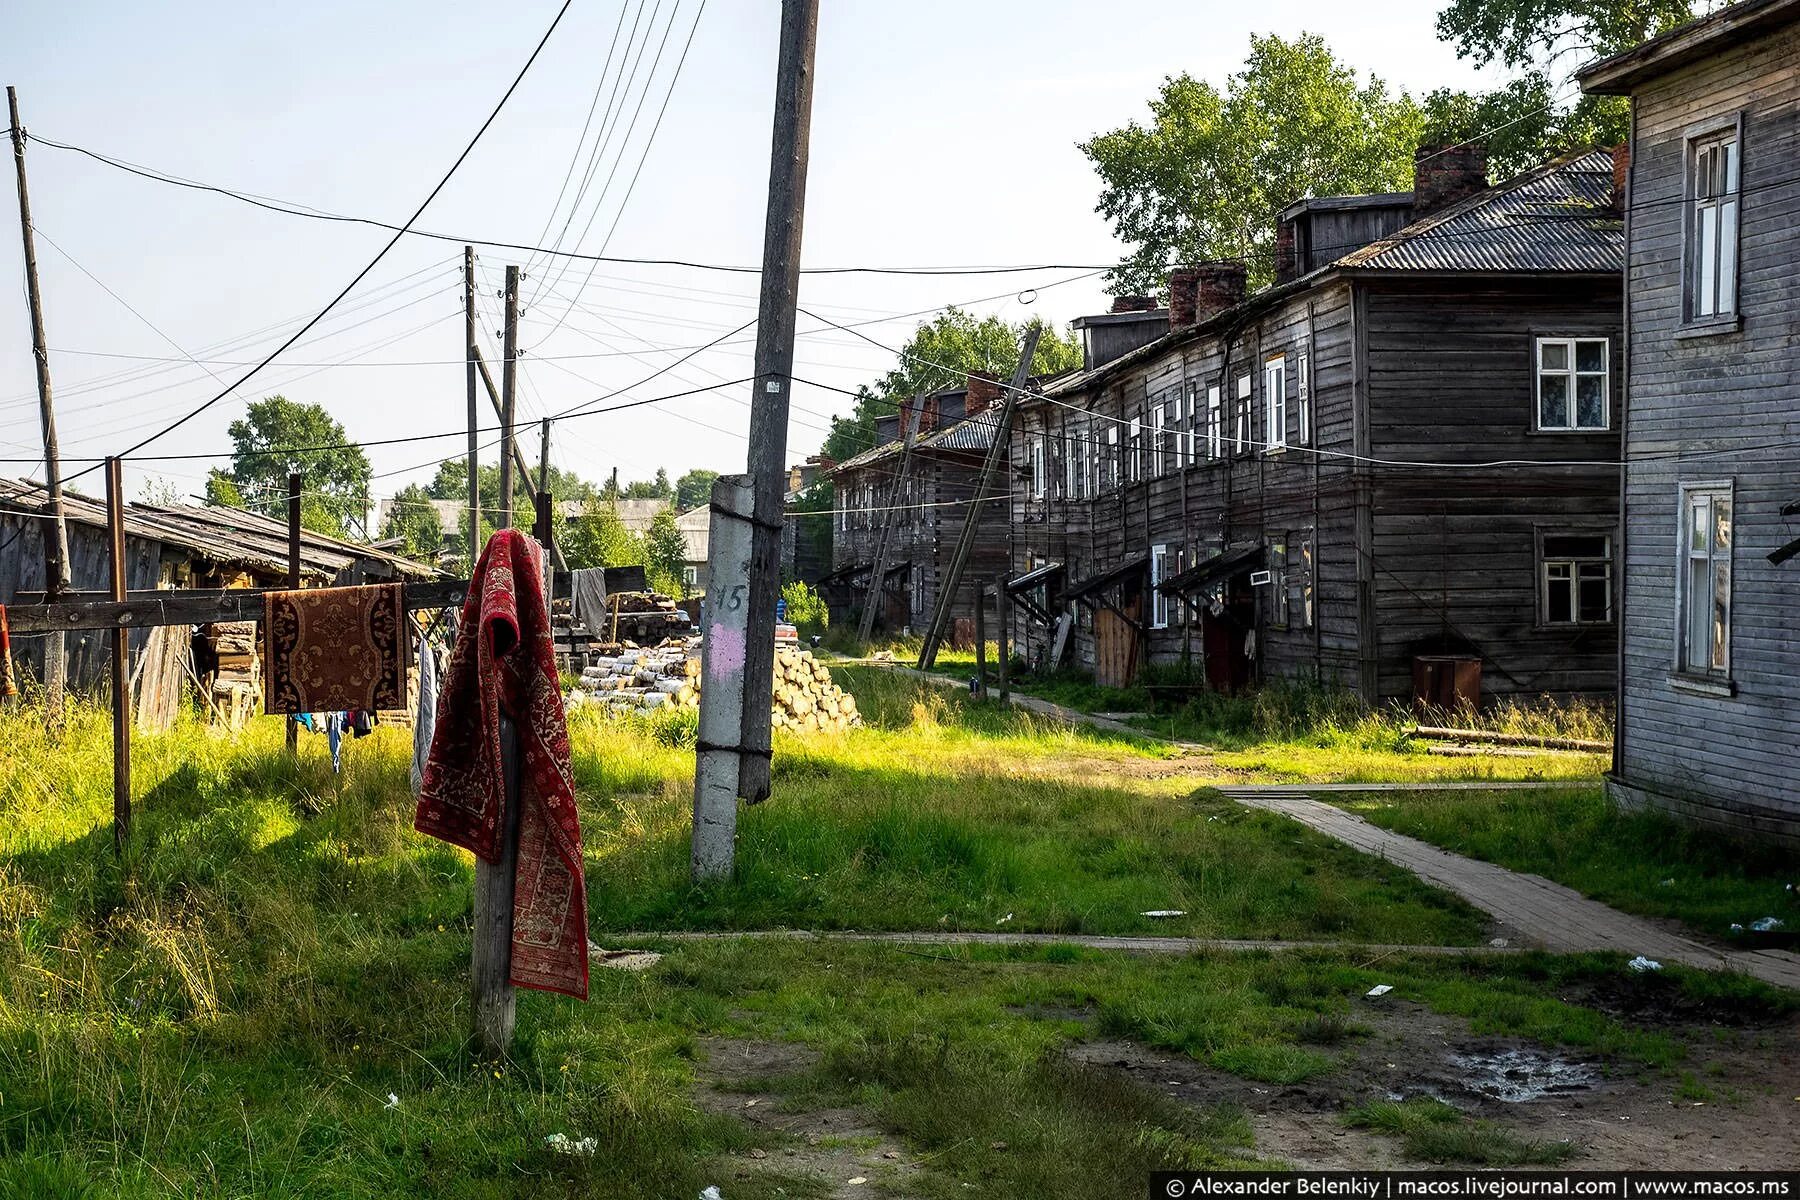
[1578,0,1800,94]
[0,477,439,582]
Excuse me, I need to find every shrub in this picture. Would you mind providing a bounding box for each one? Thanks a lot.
[781,580,830,637]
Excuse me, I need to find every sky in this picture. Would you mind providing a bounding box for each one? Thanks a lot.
[2,0,1500,516]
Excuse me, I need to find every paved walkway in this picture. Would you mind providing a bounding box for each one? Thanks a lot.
[620,929,1521,957]
[1218,787,1800,991]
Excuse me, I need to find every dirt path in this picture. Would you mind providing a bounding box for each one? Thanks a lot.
[616,929,1518,956]
[1217,787,1800,991]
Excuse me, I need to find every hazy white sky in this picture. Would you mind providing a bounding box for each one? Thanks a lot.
[2,1,1499,507]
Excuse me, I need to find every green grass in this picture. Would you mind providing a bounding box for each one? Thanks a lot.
[3,694,1792,1195]
[1345,1098,1577,1165]
[1337,785,1800,941]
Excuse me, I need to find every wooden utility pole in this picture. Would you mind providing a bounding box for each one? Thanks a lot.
[464,246,482,567]
[9,86,72,709]
[285,474,301,756]
[473,346,568,570]
[916,327,1040,669]
[973,582,987,699]
[854,399,922,644]
[105,457,130,851]
[997,580,1011,702]
[498,266,520,528]
[537,417,551,498]
[726,0,819,809]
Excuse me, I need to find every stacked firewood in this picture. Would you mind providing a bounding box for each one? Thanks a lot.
[197,620,261,729]
[568,641,860,732]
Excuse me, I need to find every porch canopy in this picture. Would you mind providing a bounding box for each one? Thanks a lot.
[1157,543,1264,596]
[1001,560,1064,623]
[1063,554,1149,628]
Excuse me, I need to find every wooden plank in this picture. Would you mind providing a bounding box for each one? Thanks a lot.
[106,459,130,851]
[7,580,469,635]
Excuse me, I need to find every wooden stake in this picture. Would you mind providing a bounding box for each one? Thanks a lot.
[997,579,1011,702]
[286,473,301,756]
[105,457,130,851]
[471,714,521,1056]
[973,581,987,699]
[9,87,72,710]
[498,266,519,528]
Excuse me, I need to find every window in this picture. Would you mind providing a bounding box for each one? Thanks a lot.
[1150,544,1171,628]
[1177,382,1195,468]
[1536,338,1609,431]
[1687,129,1739,321]
[1296,352,1311,445]
[1149,402,1166,477]
[1206,385,1223,461]
[1540,532,1612,625]
[1127,417,1142,482]
[1106,425,1119,489]
[682,565,699,588]
[1268,537,1288,628]
[1234,373,1252,455]
[1029,438,1046,499]
[1264,356,1287,452]
[1678,484,1732,676]
[1297,536,1314,628]
[1063,433,1078,498]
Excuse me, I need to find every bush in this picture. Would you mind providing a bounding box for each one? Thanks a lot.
[781,580,830,637]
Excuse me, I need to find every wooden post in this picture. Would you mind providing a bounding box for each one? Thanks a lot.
[498,266,520,528]
[105,457,130,851]
[973,582,987,699]
[286,473,301,755]
[471,714,522,1056]
[537,417,551,498]
[464,246,482,569]
[997,579,1011,702]
[9,87,73,710]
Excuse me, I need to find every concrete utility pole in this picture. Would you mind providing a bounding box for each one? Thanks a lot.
[464,246,482,566]
[9,86,72,709]
[498,265,520,528]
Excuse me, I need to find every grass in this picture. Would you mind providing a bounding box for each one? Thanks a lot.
[1336,785,1800,941]
[1345,1098,1577,1165]
[3,685,1789,1194]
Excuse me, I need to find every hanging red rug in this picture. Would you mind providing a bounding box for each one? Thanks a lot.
[415,530,588,999]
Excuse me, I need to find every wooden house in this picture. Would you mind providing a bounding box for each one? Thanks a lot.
[1579,0,1800,845]
[822,379,1009,639]
[1005,147,1625,704]
[1,479,438,724]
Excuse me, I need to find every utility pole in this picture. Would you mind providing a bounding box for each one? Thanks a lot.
[464,246,481,568]
[9,86,72,710]
[498,266,520,528]
[538,417,551,498]
[855,399,922,644]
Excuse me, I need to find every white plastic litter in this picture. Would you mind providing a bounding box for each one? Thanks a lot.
[700,1188,724,1200]
[996,913,1014,926]
[1627,956,1662,972]
[1366,984,1394,997]
[545,1133,598,1155]
[1750,917,1787,933]
[383,1092,399,1109]
[1141,910,1186,918]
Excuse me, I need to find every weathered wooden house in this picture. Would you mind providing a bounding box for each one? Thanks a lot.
[1,478,437,723]
[822,379,1009,637]
[1579,0,1800,845]
[1005,146,1626,703]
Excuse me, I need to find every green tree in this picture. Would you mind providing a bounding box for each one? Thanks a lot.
[674,468,720,510]
[643,505,689,598]
[562,498,645,571]
[422,457,600,570]
[1436,0,1698,72]
[1081,34,1426,293]
[379,483,444,563]
[822,313,1082,462]
[621,468,674,501]
[207,395,371,537]
[1421,74,1629,180]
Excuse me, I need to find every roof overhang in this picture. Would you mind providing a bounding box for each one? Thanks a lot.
[1578,0,1800,94]
[1065,555,1148,602]
[1158,543,1264,595]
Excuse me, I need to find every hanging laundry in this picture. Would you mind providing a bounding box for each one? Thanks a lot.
[415,530,587,999]
[411,637,437,795]
[294,712,316,733]
[347,710,374,738]
[263,584,407,715]
[569,568,607,632]
[325,712,345,774]
[0,605,16,699]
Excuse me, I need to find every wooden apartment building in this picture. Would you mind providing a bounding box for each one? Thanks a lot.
[1004,146,1626,704]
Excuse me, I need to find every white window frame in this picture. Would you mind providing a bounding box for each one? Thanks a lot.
[1206,385,1223,461]
[1268,536,1289,628]
[1150,543,1171,629]
[1538,531,1613,627]
[1030,438,1046,500]
[1686,126,1740,322]
[1233,373,1252,455]
[1297,535,1314,628]
[1676,482,1733,678]
[1149,402,1166,477]
[1535,337,1610,432]
[1106,425,1119,490]
[1263,356,1288,453]
[1296,351,1311,446]
[1127,417,1142,482]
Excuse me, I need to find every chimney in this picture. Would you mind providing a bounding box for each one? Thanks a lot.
[1110,294,1158,314]
[905,392,940,434]
[1611,142,1630,213]
[1274,216,1299,284]
[1413,143,1488,216]
[1169,261,1248,332]
[965,371,1002,415]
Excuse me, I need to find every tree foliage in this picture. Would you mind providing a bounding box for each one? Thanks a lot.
[561,498,645,573]
[205,395,371,537]
[643,506,690,598]
[622,468,674,501]
[421,457,601,571]
[378,483,444,563]
[822,311,1082,462]
[1081,34,1426,293]
[674,468,720,510]
[1436,0,1699,71]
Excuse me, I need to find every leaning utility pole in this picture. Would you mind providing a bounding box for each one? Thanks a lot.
[464,246,482,565]
[9,86,72,709]
[692,0,818,878]
[498,265,520,528]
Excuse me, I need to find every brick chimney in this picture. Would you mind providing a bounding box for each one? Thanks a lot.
[903,392,940,434]
[1110,295,1158,314]
[1413,143,1488,216]
[965,371,1002,415]
[1274,217,1299,284]
[1611,142,1630,213]
[1169,262,1248,332]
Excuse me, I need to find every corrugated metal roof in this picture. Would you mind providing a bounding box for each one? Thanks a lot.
[1334,150,1622,273]
[920,410,1000,453]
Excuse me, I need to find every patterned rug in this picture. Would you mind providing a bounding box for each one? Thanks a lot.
[264,583,406,715]
[415,530,588,999]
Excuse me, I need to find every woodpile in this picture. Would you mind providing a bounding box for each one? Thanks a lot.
[568,640,860,732]
[555,591,692,670]
[196,620,261,730]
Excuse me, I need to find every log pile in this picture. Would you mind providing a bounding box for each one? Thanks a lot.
[196,620,261,730]
[568,640,860,732]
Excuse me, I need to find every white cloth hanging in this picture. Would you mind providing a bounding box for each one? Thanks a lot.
[410,637,438,794]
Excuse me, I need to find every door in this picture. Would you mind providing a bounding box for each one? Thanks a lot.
[1094,594,1143,689]
[1201,577,1254,693]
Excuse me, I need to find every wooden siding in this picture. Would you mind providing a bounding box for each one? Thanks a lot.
[1613,18,1800,843]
